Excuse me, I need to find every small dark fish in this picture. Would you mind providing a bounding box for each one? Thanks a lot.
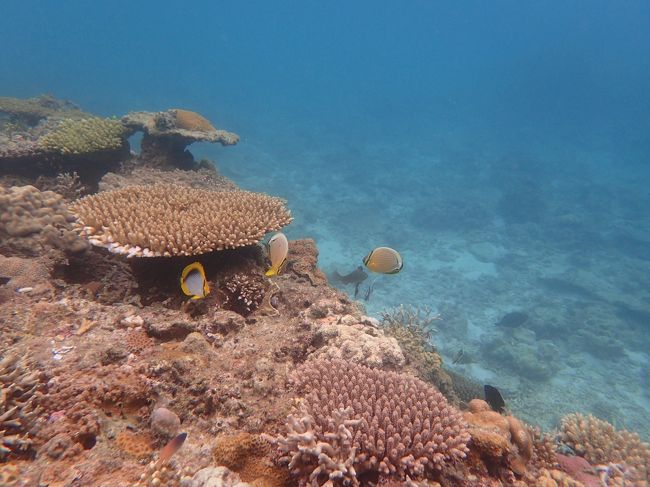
[155,432,187,469]
[484,385,506,414]
[495,311,529,328]
[452,349,465,365]
[332,266,368,285]
[354,282,360,299]
[364,278,376,301]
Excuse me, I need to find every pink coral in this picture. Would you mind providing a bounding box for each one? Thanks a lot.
[276,358,470,484]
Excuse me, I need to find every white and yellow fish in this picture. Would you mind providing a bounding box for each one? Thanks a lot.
[265,232,289,277]
[362,247,403,274]
[180,262,210,299]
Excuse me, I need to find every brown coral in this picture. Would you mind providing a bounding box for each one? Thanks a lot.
[70,184,292,257]
[559,413,650,481]
[116,430,153,459]
[0,185,86,256]
[221,273,267,316]
[276,358,470,484]
[213,432,289,486]
[463,399,534,477]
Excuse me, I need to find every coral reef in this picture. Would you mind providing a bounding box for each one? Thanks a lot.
[0,184,88,257]
[559,413,649,481]
[40,117,127,155]
[122,109,239,169]
[0,94,85,126]
[99,166,238,192]
[274,358,470,484]
[212,432,289,486]
[70,184,293,257]
[0,353,47,460]
[221,272,267,316]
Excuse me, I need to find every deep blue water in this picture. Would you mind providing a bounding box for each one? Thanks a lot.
[2,1,650,435]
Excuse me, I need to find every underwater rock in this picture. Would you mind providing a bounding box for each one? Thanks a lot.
[183,466,251,487]
[151,407,181,438]
[315,320,406,369]
[495,310,529,328]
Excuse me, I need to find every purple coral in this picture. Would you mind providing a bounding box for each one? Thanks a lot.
[276,358,470,485]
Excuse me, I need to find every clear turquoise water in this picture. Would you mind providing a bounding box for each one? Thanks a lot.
[2,0,650,437]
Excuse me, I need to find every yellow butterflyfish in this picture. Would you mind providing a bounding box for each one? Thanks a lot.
[265,232,289,276]
[362,247,403,274]
[180,262,210,299]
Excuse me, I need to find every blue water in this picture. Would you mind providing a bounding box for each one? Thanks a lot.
[3,1,650,436]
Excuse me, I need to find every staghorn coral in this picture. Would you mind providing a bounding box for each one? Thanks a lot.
[40,116,127,155]
[0,354,47,460]
[275,358,470,484]
[71,184,292,257]
[559,413,649,481]
[35,171,87,201]
[221,272,267,316]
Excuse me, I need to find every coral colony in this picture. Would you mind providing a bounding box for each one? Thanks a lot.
[1,95,649,486]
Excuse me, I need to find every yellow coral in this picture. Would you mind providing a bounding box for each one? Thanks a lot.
[40,117,126,154]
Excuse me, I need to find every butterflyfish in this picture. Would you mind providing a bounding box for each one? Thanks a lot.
[362,247,403,274]
[180,262,209,299]
[265,232,289,277]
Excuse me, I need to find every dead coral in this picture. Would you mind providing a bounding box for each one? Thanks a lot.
[287,239,328,286]
[116,430,153,459]
[275,358,470,484]
[98,166,238,193]
[0,94,85,127]
[559,413,650,481]
[221,272,267,316]
[71,184,293,257]
[0,354,48,460]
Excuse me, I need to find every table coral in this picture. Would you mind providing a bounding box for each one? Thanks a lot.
[70,184,293,257]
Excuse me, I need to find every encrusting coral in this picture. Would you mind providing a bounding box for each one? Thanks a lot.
[273,358,470,485]
[213,432,289,486]
[559,412,650,481]
[221,272,267,316]
[70,184,293,257]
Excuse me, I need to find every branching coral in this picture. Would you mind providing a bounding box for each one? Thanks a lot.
[274,358,470,484]
[0,354,47,460]
[221,272,266,316]
[70,184,292,257]
[559,413,649,481]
